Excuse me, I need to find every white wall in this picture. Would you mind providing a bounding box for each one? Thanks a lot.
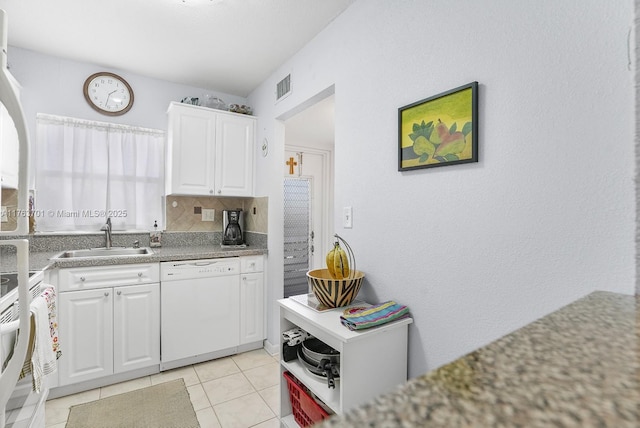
[10,47,248,191]
[9,47,247,149]
[249,0,635,377]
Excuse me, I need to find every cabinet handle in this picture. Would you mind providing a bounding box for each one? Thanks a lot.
[217,189,221,194]
[117,290,122,296]
[80,277,85,282]
[209,189,214,194]
[138,272,143,277]
[104,292,109,297]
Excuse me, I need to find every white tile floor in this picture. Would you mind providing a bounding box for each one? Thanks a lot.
[44,349,281,428]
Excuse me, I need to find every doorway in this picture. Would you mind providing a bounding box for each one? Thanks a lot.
[282,95,334,298]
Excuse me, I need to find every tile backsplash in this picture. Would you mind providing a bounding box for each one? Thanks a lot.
[1,190,268,235]
[165,195,268,234]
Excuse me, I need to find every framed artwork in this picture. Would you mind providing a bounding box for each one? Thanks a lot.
[398,82,478,171]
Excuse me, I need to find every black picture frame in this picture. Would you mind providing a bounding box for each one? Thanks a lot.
[398,82,478,171]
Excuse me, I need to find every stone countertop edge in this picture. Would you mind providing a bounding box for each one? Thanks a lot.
[10,245,268,272]
[316,290,639,428]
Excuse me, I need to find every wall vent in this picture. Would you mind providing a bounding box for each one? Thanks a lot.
[276,74,291,102]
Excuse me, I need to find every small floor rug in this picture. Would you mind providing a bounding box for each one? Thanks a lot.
[66,379,199,428]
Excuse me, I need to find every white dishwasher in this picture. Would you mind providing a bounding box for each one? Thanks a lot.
[160,258,240,370]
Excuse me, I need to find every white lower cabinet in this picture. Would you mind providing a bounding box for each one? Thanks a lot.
[55,264,160,387]
[240,273,264,345]
[113,284,160,373]
[278,297,412,427]
[240,255,265,346]
[58,288,113,385]
[52,256,266,391]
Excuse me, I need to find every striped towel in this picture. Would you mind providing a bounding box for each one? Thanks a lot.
[340,301,409,331]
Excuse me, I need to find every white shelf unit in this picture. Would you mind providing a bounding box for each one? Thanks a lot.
[278,298,412,427]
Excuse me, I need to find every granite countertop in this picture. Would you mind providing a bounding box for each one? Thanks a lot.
[5,245,267,273]
[318,291,639,427]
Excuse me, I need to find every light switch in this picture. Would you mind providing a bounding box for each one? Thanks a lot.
[343,206,353,228]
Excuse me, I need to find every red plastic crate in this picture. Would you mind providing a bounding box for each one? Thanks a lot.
[284,371,330,427]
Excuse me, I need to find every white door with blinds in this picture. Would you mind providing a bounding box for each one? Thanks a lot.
[283,148,332,298]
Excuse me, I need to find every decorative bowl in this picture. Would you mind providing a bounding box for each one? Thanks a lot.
[202,95,227,110]
[306,269,365,308]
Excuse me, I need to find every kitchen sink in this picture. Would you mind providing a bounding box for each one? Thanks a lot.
[51,247,153,259]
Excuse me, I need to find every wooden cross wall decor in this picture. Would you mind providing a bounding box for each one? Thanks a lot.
[286,156,298,175]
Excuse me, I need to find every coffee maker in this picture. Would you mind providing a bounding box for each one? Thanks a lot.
[222,209,246,247]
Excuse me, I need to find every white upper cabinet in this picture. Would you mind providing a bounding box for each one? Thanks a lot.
[166,102,255,197]
[215,113,255,196]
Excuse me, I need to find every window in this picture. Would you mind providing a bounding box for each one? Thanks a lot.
[35,114,165,232]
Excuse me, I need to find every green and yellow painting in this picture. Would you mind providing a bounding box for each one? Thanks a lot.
[399,82,477,170]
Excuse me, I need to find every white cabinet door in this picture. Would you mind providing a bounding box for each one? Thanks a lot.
[113,283,160,373]
[58,288,113,386]
[166,103,216,195]
[215,113,255,197]
[240,272,264,345]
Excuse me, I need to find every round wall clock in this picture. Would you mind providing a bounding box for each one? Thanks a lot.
[83,72,134,116]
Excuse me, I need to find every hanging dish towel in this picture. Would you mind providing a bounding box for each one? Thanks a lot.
[29,285,59,393]
[42,286,61,360]
[340,301,410,331]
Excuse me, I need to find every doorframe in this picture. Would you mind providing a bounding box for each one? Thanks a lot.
[284,144,334,268]
[277,85,336,278]
[262,86,336,355]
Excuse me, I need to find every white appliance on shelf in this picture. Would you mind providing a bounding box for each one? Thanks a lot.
[0,8,43,428]
[160,258,240,371]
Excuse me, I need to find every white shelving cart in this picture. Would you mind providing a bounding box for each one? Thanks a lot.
[278,297,412,427]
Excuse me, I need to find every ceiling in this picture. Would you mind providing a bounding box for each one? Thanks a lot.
[0,0,354,98]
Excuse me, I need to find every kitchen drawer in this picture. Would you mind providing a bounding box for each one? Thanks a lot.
[56,263,160,292]
[240,255,264,273]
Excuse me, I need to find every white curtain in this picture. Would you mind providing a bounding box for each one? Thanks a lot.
[35,114,165,232]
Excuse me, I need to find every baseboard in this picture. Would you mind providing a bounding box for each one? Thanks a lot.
[160,346,239,371]
[49,365,159,399]
[263,339,279,356]
[49,342,279,399]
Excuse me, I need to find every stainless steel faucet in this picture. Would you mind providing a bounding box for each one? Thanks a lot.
[100,217,112,249]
